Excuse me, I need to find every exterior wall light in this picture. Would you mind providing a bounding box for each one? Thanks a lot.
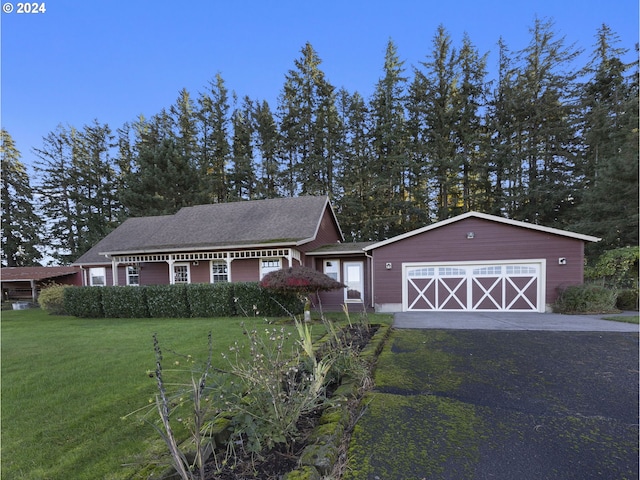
[466,232,475,239]
[385,262,392,270]
[558,257,567,265]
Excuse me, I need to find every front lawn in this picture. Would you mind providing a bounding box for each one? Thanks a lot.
[1,308,381,479]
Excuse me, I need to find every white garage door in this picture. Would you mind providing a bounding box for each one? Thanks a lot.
[403,261,544,312]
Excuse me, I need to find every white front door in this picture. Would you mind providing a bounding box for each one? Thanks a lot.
[344,261,364,303]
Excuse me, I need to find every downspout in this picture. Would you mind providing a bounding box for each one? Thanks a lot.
[364,250,374,311]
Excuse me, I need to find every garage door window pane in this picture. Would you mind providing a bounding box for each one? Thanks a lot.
[439,267,466,276]
[408,267,434,277]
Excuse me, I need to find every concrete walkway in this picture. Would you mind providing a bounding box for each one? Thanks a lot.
[393,311,639,331]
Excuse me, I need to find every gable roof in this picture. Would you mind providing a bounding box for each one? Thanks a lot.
[74,196,342,264]
[364,211,601,251]
[1,266,80,282]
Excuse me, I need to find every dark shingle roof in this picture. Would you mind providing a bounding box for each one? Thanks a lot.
[74,196,336,264]
[306,241,375,255]
[1,266,80,282]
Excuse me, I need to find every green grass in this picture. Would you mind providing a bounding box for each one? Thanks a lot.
[602,314,639,324]
[1,308,390,479]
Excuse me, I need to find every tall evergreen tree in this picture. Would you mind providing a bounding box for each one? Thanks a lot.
[229,95,257,200]
[486,39,522,217]
[511,18,582,226]
[278,42,339,196]
[1,129,43,266]
[120,136,200,216]
[574,26,639,253]
[369,39,410,236]
[73,120,119,251]
[335,89,377,240]
[33,125,83,263]
[416,26,459,220]
[253,100,282,198]
[197,73,230,203]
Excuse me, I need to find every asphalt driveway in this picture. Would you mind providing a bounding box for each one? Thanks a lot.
[344,321,639,479]
[393,311,639,331]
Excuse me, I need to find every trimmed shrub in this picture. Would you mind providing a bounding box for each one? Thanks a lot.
[233,282,304,317]
[554,284,618,314]
[64,286,104,318]
[145,284,190,318]
[102,286,149,318]
[616,289,639,311]
[38,284,69,315]
[186,283,235,317]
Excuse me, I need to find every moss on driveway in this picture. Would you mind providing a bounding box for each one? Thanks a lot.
[344,330,639,480]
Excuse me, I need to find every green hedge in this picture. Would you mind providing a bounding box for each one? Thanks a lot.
[554,284,618,314]
[102,286,149,318]
[63,282,304,319]
[145,285,190,318]
[233,282,304,317]
[186,283,235,317]
[64,287,104,318]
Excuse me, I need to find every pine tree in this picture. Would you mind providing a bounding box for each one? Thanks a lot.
[335,89,377,240]
[1,129,43,266]
[229,95,257,200]
[278,42,339,196]
[197,73,230,203]
[369,39,410,236]
[510,17,582,226]
[486,39,522,217]
[253,100,282,198]
[120,136,200,216]
[418,26,464,220]
[33,125,83,263]
[574,26,639,253]
[455,33,490,213]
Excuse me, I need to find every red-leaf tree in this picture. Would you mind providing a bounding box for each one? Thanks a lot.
[260,266,346,320]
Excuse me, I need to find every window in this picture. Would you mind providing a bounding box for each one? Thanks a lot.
[173,263,190,284]
[89,267,106,286]
[260,258,281,279]
[211,260,228,283]
[324,260,340,281]
[473,266,502,275]
[126,265,140,286]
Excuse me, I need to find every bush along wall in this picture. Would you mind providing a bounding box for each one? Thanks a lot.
[102,286,149,318]
[63,283,304,318]
[554,284,619,314]
[186,283,235,317]
[64,287,104,318]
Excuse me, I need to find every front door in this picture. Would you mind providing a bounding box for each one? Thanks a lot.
[344,261,364,303]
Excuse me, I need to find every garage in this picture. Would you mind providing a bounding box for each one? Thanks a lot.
[363,212,600,313]
[403,261,544,312]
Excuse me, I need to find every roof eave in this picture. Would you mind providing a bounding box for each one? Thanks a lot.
[364,212,602,250]
[98,240,303,258]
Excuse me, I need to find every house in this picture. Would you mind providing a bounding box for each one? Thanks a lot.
[363,212,600,313]
[74,196,600,313]
[1,266,82,302]
[73,196,370,310]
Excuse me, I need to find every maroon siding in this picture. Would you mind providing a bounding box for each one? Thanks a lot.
[300,208,343,267]
[190,262,210,283]
[231,259,258,282]
[372,218,586,307]
[313,255,372,311]
[139,263,170,285]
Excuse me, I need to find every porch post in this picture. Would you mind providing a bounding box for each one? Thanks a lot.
[167,258,175,284]
[111,258,119,286]
[226,256,233,282]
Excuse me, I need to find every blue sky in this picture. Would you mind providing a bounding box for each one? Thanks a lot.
[2,0,638,171]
